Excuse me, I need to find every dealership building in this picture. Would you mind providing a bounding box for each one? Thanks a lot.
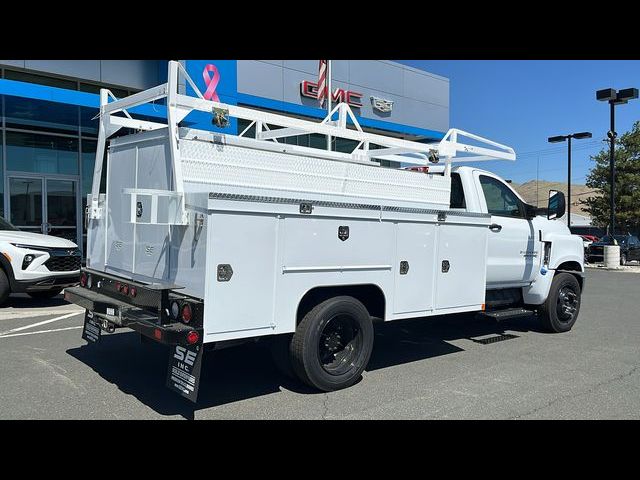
[0,60,449,255]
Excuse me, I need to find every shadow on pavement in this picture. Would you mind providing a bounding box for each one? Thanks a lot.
[6,293,70,309]
[66,311,543,419]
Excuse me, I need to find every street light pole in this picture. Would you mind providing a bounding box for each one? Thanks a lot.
[567,135,572,228]
[609,101,616,238]
[548,131,592,229]
[596,87,639,242]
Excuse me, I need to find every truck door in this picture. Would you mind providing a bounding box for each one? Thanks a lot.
[474,172,537,288]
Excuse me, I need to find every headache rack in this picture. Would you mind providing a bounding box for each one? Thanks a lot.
[88,60,516,225]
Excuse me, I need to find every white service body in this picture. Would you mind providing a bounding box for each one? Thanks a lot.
[86,127,494,343]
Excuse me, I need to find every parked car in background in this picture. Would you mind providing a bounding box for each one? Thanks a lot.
[581,234,599,243]
[579,235,595,249]
[0,216,81,305]
[586,234,640,265]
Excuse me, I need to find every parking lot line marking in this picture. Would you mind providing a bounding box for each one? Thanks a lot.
[0,311,83,337]
[0,325,83,339]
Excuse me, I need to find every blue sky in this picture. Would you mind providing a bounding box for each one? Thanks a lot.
[397,60,640,185]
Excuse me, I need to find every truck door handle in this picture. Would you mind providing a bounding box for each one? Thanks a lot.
[489,223,502,232]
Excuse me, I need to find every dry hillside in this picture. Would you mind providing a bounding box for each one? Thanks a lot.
[512,180,600,216]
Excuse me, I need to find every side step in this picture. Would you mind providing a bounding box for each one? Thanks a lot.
[478,307,535,320]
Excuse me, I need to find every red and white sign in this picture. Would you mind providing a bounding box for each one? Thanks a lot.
[300,80,363,108]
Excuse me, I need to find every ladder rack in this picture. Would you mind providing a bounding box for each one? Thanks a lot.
[88,60,516,221]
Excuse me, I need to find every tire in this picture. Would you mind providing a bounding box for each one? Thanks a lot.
[620,253,627,266]
[0,269,10,306]
[290,296,374,392]
[28,288,63,300]
[268,334,296,379]
[539,273,581,333]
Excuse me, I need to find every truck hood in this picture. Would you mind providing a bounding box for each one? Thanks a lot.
[0,231,78,248]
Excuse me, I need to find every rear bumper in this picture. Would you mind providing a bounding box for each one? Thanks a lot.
[12,272,79,293]
[64,286,199,346]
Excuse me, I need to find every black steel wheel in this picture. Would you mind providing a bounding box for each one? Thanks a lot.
[539,272,581,333]
[290,296,374,391]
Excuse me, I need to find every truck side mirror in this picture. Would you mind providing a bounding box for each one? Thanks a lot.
[547,190,566,220]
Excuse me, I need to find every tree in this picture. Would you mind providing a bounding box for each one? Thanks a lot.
[581,121,640,235]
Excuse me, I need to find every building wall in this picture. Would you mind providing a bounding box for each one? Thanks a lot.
[0,60,164,90]
[236,60,449,134]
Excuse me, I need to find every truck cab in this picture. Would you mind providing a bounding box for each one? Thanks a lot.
[451,166,584,314]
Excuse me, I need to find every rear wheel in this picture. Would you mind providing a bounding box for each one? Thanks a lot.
[0,269,10,306]
[28,288,63,300]
[290,296,374,391]
[539,273,581,333]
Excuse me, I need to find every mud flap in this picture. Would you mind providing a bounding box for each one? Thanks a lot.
[81,310,101,344]
[166,344,203,403]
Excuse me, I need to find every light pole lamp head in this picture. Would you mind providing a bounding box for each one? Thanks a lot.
[596,88,617,102]
[572,132,592,139]
[548,135,567,143]
[618,88,639,101]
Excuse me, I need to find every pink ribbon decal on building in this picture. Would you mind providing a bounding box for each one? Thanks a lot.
[202,64,221,102]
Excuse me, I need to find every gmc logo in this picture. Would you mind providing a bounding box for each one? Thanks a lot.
[300,80,363,108]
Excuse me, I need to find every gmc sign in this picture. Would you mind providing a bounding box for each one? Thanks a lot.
[300,80,363,108]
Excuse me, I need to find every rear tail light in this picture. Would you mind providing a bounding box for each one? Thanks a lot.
[80,272,87,287]
[186,330,199,345]
[115,281,121,291]
[129,286,137,297]
[122,284,129,295]
[181,304,193,323]
[154,328,162,340]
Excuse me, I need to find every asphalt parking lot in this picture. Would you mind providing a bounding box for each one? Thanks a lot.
[0,267,639,420]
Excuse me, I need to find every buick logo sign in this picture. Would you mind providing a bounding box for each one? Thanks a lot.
[370,96,394,113]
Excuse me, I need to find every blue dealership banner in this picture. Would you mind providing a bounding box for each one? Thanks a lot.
[183,60,238,134]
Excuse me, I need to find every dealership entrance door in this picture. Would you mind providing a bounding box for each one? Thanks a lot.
[8,175,79,246]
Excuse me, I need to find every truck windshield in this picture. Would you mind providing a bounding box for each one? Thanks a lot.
[0,216,19,231]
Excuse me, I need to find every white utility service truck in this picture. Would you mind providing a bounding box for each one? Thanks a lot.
[65,61,584,401]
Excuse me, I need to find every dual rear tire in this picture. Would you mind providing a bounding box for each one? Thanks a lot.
[271,296,374,391]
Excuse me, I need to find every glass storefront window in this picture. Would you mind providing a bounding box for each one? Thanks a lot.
[5,97,79,135]
[6,131,79,175]
[9,177,42,226]
[80,106,99,137]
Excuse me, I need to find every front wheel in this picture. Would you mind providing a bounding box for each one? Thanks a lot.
[290,296,374,391]
[538,272,581,333]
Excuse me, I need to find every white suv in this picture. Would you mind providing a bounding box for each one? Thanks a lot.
[0,216,80,305]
